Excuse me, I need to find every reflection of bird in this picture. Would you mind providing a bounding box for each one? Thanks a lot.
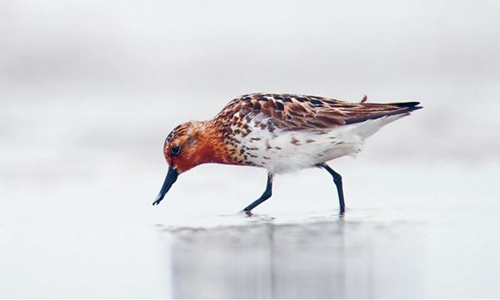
[153,93,422,214]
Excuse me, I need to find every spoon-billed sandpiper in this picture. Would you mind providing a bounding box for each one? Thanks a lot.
[153,93,421,214]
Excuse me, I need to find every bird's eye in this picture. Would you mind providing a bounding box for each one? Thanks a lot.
[171,146,181,156]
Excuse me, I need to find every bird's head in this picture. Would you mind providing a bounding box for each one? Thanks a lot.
[153,120,224,206]
[163,121,206,173]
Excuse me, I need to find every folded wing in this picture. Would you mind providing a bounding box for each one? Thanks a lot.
[215,93,422,131]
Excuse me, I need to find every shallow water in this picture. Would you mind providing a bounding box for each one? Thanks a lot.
[1,161,500,298]
[156,193,500,298]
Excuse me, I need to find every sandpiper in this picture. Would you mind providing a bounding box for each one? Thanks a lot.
[153,93,421,214]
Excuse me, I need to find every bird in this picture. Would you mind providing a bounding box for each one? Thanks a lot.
[153,93,422,214]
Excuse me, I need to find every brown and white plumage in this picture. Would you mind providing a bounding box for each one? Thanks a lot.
[210,93,421,173]
[214,93,421,131]
[153,92,422,213]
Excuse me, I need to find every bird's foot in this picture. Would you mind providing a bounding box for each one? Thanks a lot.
[339,208,346,217]
[241,210,253,217]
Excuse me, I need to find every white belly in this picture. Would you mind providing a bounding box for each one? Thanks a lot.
[235,115,405,174]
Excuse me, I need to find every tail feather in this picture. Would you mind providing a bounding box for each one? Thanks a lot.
[345,101,422,125]
[389,101,422,109]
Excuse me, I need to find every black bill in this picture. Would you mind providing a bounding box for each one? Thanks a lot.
[152,167,179,206]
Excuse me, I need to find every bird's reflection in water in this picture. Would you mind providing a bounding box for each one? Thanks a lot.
[162,216,425,298]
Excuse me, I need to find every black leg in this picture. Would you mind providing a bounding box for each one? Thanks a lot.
[320,163,346,214]
[243,173,274,213]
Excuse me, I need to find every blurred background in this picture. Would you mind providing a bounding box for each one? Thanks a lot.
[1,0,499,298]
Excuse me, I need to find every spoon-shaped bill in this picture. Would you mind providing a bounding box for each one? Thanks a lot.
[152,167,179,206]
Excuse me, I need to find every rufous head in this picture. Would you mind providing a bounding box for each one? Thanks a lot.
[163,121,208,173]
[153,120,215,206]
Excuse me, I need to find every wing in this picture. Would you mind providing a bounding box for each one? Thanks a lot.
[214,93,421,131]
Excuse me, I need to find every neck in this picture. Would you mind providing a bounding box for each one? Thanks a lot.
[191,121,236,166]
